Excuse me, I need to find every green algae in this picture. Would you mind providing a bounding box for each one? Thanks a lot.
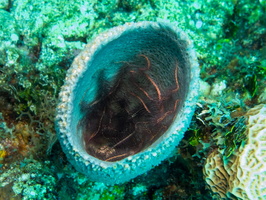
[223,116,247,158]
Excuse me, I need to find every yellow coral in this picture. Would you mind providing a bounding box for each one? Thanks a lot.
[0,149,7,164]
[0,150,7,159]
[203,104,266,200]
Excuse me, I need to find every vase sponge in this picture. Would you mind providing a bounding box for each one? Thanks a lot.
[56,21,199,184]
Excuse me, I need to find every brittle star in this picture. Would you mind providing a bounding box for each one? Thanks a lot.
[86,106,106,142]
[82,53,182,162]
[129,54,162,101]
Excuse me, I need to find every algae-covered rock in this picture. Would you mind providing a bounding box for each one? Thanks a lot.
[0,159,57,199]
[0,9,19,66]
[0,0,9,10]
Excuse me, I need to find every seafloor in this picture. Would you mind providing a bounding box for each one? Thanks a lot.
[0,0,265,199]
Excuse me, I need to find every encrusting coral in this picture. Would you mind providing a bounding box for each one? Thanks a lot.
[203,104,266,200]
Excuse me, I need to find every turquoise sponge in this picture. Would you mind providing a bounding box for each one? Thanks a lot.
[55,21,199,184]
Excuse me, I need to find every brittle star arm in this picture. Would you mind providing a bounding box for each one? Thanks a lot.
[86,107,106,141]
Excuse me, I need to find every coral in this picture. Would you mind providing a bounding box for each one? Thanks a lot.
[0,90,58,166]
[0,159,57,200]
[203,104,266,200]
[210,80,227,97]
[0,146,7,163]
[50,161,127,200]
[0,112,14,139]
[203,149,229,199]
[56,21,199,184]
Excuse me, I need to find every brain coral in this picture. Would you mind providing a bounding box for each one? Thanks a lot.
[203,104,266,200]
[55,21,199,184]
